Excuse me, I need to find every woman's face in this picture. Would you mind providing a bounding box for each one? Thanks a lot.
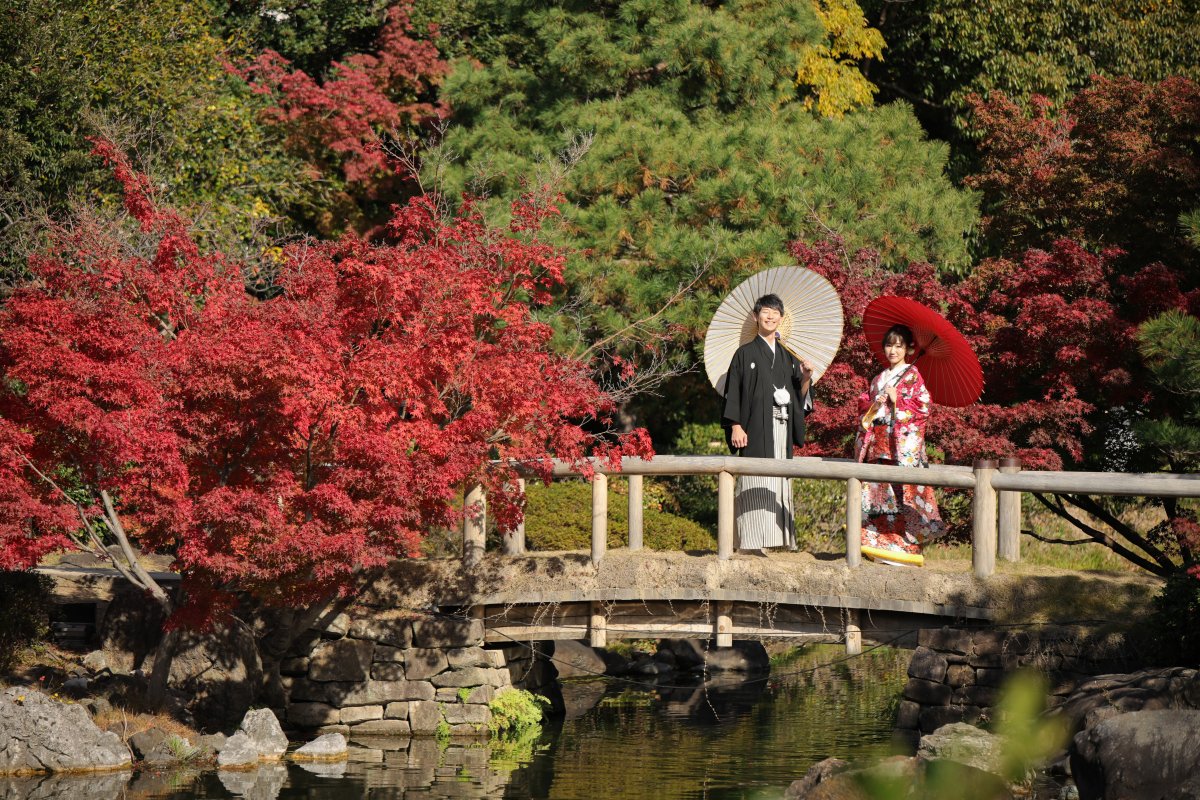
[883,336,911,367]
[755,306,782,338]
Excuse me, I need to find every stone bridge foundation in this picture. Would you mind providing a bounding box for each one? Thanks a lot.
[279,612,558,738]
[894,626,1143,749]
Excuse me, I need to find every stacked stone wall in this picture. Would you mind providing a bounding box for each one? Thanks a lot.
[279,611,553,738]
[895,626,1141,749]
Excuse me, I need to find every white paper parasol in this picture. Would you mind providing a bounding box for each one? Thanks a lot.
[704,266,844,395]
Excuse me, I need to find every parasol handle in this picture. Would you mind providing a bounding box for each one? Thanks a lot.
[776,338,814,376]
[859,363,915,431]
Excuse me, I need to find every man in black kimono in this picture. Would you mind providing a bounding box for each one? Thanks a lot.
[721,293,813,552]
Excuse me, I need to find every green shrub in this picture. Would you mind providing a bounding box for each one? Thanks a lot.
[0,571,53,672]
[1148,569,1200,667]
[661,422,727,527]
[523,480,717,552]
[792,478,847,553]
[487,689,549,736]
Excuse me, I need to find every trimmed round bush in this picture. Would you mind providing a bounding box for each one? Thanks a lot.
[522,480,716,552]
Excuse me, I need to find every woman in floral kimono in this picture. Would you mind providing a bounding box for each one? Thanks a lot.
[855,324,943,566]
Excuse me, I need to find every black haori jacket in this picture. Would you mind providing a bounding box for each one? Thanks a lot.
[721,336,811,458]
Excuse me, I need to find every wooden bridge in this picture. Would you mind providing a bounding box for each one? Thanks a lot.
[426,455,1191,654]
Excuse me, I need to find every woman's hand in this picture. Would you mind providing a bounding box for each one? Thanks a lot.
[731,424,748,449]
[885,386,898,404]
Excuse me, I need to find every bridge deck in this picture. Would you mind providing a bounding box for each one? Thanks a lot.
[362,549,1160,650]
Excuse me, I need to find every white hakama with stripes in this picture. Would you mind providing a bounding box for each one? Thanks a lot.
[734,407,796,550]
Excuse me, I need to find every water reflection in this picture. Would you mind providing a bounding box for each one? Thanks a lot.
[0,645,910,800]
[0,770,130,800]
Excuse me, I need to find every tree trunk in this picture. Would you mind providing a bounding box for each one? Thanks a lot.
[146,627,181,708]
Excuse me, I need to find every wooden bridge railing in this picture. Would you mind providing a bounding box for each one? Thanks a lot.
[462,455,1200,579]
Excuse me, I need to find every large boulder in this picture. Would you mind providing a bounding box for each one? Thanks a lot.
[546,640,607,679]
[239,709,288,760]
[917,722,1006,777]
[98,586,168,675]
[216,708,288,769]
[1053,667,1200,738]
[168,624,264,731]
[127,728,167,760]
[0,688,132,774]
[1070,709,1200,800]
[216,733,262,769]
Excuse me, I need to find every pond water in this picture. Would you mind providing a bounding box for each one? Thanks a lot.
[2,645,913,800]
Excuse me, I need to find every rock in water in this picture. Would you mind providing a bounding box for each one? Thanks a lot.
[216,732,261,768]
[0,688,132,774]
[239,708,287,760]
[291,733,348,762]
[917,722,1006,776]
[1070,709,1200,800]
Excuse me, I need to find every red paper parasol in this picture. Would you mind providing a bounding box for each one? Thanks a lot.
[862,296,983,407]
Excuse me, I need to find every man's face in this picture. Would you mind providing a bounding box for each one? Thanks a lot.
[755,306,782,338]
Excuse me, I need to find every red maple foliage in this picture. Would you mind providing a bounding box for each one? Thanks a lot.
[0,140,650,622]
[966,75,1200,269]
[789,232,1200,573]
[789,236,1139,472]
[237,2,449,192]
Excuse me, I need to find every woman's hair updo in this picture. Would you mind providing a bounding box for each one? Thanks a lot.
[883,324,915,349]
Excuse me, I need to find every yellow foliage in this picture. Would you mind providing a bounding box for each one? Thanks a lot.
[795,0,885,118]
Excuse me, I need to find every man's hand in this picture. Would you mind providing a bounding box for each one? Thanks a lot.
[731,424,748,449]
[799,359,814,396]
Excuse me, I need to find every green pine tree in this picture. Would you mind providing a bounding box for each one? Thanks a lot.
[418,0,978,437]
[1136,310,1200,471]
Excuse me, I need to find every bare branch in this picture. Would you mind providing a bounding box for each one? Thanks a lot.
[1059,493,1175,572]
[598,346,695,405]
[579,256,712,361]
[100,490,173,611]
[1021,528,1096,546]
[1031,492,1169,576]
[18,452,151,590]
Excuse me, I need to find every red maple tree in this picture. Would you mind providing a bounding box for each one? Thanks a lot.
[966,75,1200,271]
[789,231,1199,574]
[237,2,449,203]
[0,140,651,626]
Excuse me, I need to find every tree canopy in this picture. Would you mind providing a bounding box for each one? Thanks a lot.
[967,75,1200,267]
[0,0,319,272]
[862,0,1200,155]
[0,142,649,623]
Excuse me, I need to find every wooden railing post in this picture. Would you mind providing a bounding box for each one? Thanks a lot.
[844,609,862,655]
[718,470,735,559]
[463,483,486,568]
[628,475,644,551]
[972,459,998,578]
[591,472,608,565]
[845,477,862,568]
[589,601,607,648]
[502,478,526,556]
[715,600,733,648]
[997,457,1022,562]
